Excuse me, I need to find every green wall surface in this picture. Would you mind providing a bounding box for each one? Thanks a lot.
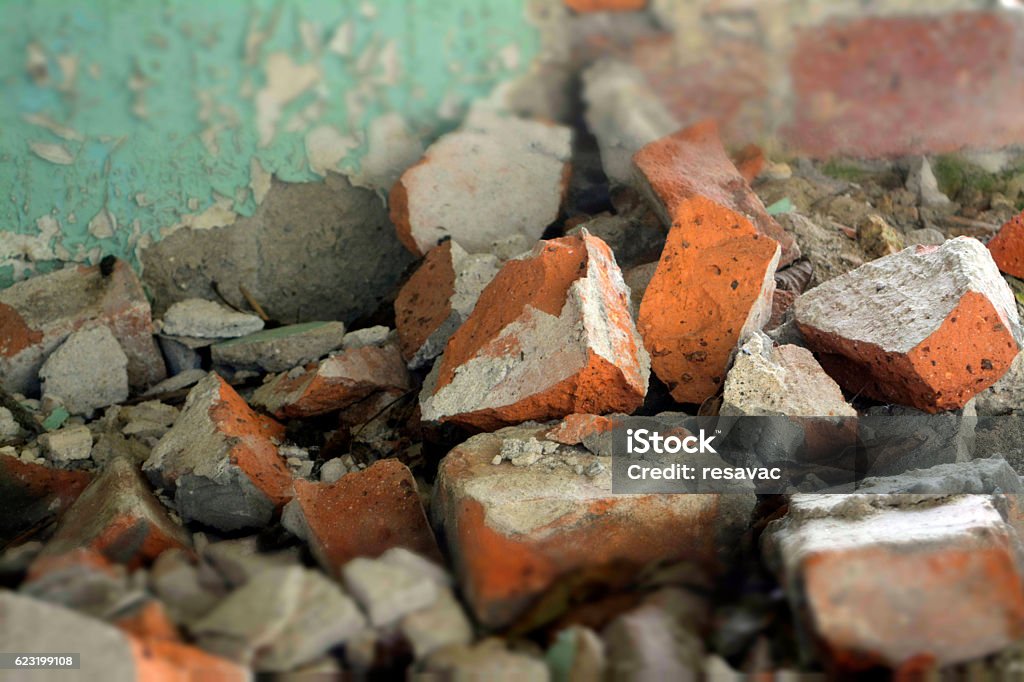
[0,0,540,288]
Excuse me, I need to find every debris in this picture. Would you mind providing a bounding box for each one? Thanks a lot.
[142,173,414,325]
[632,120,799,265]
[637,197,780,404]
[394,241,500,369]
[603,589,707,680]
[283,459,440,577]
[721,332,856,418]
[160,299,265,339]
[0,454,92,546]
[38,424,93,463]
[776,213,864,287]
[157,336,202,375]
[582,59,678,187]
[143,373,291,531]
[565,205,667,271]
[39,326,129,417]
[211,321,347,373]
[252,343,411,419]
[0,591,248,681]
[401,589,474,659]
[764,494,1024,670]
[38,456,191,568]
[906,157,953,207]
[976,351,1024,415]
[390,107,572,256]
[191,565,365,672]
[341,325,392,350]
[342,549,441,626]
[0,258,165,395]
[432,424,754,627]
[418,638,550,681]
[420,231,649,430]
[988,210,1024,279]
[795,237,1021,412]
[856,214,904,259]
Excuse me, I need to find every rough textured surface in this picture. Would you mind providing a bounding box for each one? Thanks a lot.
[796,238,1021,412]
[159,299,264,339]
[394,241,500,370]
[638,197,780,405]
[0,591,247,681]
[191,565,364,673]
[211,321,346,373]
[39,325,129,416]
[39,425,93,463]
[721,332,855,418]
[0,260,164,395]
[283,459,440,578]
[632,120,798,265]
[421,231,649,430]
[390,107,572,256]
[976,351,1024,416]
[342,549,441,627]
[432,424,754,628]
[252,343,411,419]
[582,59,678,188]
[777,213,864,287]
[144,373,290,531]
[142,173,414,324]
[0,454,92,547]
[765,494,1024,671]
[39,456,191,569]
[988,211,1024,279]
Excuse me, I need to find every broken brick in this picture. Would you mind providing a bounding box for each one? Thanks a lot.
[420,231,650,430]
[144,372,291,531]
[732,143,765,184]
[211,320,347,373]
[0,454,92,547]
[283,459,440,577]
[638,196,780,405]
[0,258,165,395]
[390,107,572,256]
[114,600,183,643]
[544,413,615,446]
[765,494,1024,671]
[433,424,754,627]
[38,456,191,569]
[632,120,799,265]
[394,240,500,369]
[251,343,411,419]
[565,0,646,12]
[988,211,1024,279]
[129,637,250,681]
[795,237,1021,412]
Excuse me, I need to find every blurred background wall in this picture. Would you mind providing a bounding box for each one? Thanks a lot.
[3,0,1024,288]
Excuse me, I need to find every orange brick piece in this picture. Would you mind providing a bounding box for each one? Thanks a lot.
[284,459,440,577]
[638,196,780,405]
[565,0,646,11]
[394,240,499,370]
[433,424,754,628]
[144,372,291,531]
[795,238,1021,412]
[988,211,1024,279]
[252,343,411,419]
[765,494,1024,671]
[420,231,649,430]
[633,120,799,265]
[39,456,191,569]
[0,455,92,547]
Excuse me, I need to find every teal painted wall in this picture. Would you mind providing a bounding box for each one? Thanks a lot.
[0,0,540,287]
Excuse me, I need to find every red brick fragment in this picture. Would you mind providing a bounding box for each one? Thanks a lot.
[633,120,798,265]
[0,455,92,546]
[638,196,780,405]
[988,211,1024,279]
[565,0,646,12]
[285,459,440,577]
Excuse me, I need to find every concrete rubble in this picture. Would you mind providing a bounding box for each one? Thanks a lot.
[796,237,1022,412]
[144,373,291,531]
[159,298,265,339]
[211,321,347,373]
[0,258,165,396]
[764,494,1024,671]
[390,106,572,257]
[432,423,754,627]
[420,231,650,430]
[39,325,129,416]
[394,240,500,370]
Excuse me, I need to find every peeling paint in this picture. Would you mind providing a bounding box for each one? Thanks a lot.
[0,0,541,288]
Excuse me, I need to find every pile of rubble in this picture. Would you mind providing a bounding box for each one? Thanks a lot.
[6,55,1024,681]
